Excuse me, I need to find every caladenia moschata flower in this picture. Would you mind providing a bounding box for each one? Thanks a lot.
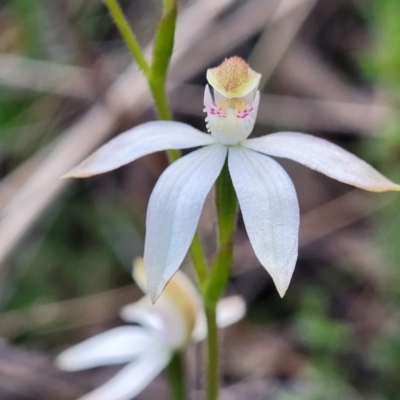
[65,56,400,301]
[56,259,246,400]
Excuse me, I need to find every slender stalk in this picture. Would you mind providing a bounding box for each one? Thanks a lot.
[105,0,179,162]
[205,304,218,400]
[163,0,175,10]
[148,79,180,162]
[104,0,151,77]
[204,237,234,305]
[204,161,237,304]
[203,161,238,400]
[215,161,238,245]
[190,233,209,289]
[167,351,187,400]
[149,79,173,120]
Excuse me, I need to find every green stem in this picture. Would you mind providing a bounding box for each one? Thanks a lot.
[105,0,178,162]
[205,304,218,400]
[148,79,180,163]
[204,161,238,305]
[204,236,234,306]
[167,351,187,400]
[215,161,238,245]
[104,0,151,77]
[148,78,173,120]
[189,233,209,289]
[163,0,175,11]
[203,161,238,400]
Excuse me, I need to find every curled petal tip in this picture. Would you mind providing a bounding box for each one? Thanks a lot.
[388,183,400,192]
[62,168,88,179]
[62,172,79,179]
[361,179,400,193]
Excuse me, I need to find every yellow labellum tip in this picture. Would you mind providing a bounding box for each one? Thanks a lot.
[206,56,261,98]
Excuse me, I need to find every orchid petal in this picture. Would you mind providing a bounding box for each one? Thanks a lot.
[120,296,193,349]
[228,147,300,297]
[133,258,202,312]
[64,121,216,178]
[125,258,202,347]
[78,347,171,400]
[120,297,165,334]
[192,295,246,342]
[144,144,227,302]
[56,326,162,371]
[215,295,246,329]
[244,132,400,192]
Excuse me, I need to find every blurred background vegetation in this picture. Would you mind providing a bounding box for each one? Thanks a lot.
[0,0,399,399]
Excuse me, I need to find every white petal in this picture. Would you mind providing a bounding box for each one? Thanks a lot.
[120,298,166,334]
[215,295,246,329]
[120,297,193,349]
[127,259,202,347]
[65,121,216,178]
[228,147,300,297]
[244,132,400,192]
[192,295,246,342]
[56,326,162,371]
[78,347,171,400]
[191,313,207,342]
[144,144,227,302]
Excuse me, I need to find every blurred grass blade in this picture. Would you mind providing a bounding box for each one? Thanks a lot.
[104,0,151,77]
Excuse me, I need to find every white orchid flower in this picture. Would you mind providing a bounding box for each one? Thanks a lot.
[65,56,400,301]
[56,259,246,400]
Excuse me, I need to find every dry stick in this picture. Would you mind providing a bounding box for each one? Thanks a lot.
[171,0,305,83]
[0,284,140,339]
[248,0,317,88]
[255,93,388,135]
[0,339,95,400]
[298,190,395,247]
[278,40,370,104]
[170,0,281,82]
[325,233,390,289]
[0,0,235,270]
[0,53,97,98]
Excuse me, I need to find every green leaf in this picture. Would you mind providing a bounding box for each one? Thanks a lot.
[151,1,177,84]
